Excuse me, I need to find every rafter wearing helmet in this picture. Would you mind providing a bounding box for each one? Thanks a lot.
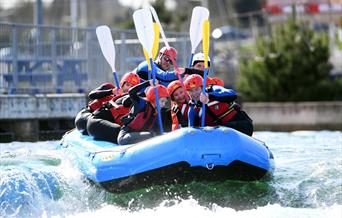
[136,46,180,87]
[117,80,171,145]
[183,52,224,87]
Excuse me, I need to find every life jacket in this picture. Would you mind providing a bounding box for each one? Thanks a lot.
[171,110,179,131]
[88,95,113,112]
[126,103,157,132]
[171,103,192,130]
[200,100,238,126]
[108,101,130,126]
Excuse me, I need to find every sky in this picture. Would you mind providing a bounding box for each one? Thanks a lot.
[0,0,177,10]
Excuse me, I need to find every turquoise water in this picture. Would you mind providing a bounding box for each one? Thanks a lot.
[0,131,341,218]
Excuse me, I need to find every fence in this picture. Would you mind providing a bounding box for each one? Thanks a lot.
[0,22,191,94]
[1,12,341,94]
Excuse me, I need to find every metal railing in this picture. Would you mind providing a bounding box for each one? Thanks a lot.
[0,22,191,94]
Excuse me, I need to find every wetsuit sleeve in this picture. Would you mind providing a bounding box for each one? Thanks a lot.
[136,61,149,80]
[88,86,113,100]
[120,95,132,108]
[184,68,205,77]
[207,85,237,103]
[114,94,130,106]
[128,80,150,113]
[154,65,178,82]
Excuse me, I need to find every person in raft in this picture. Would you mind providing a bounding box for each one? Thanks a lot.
[183,52,224,87]
[117,80,171,145]
[74,82,116,135]
[166,78,223,131]
[183,74,254,136]
[167,80,195,131]
[86,72,141,143]
[136,46,180,87]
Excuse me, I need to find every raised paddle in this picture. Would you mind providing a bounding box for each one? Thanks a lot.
[152,23,160,59]
[96,25,120,88]
[133,8,164,134]
[149,6,187,93]
[201,19,210,127]
[150,6,169,48]
[188,6,209,67]
[143,22,160,70]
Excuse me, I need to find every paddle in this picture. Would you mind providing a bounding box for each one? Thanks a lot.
[143,22,160,73]
[188,6,209,68]
[133,8,164,134]
[149,6,186,92]
[96,25,120,88]
[150,6,169,48]
[201,20,210,127]
[152,23,160,59]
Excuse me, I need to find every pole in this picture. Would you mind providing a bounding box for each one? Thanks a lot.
[35,0,43,25]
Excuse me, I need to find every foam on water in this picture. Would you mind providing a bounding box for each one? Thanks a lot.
[1,131,341,217]
[66,199,341,218]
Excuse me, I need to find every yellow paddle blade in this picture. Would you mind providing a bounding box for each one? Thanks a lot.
[152,23,160,60]
[202,20,210,68]
[143,48,152,71]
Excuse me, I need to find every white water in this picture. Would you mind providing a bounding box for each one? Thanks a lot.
[67,202,340,218]
[1,131,341,218]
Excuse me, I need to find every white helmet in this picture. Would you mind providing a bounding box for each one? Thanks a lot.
[192,52,211,66]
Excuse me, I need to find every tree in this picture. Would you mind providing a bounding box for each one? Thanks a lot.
[237,11,342,102]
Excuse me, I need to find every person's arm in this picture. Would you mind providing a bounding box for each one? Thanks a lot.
[88,83,115,100]
[118,94,132,108]
[128,80,150,113]
[128,80,149,102]
[207,85,237,102]
[114,93,129,105]
[183,68,205,77]
[136,61,149,80]
[153,63,178,82]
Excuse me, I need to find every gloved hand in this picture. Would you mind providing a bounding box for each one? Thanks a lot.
[171,103,179,113]
[199,92,209,104]
[188,99,196,107]
[233,102,241,111]
[112,87,123,97]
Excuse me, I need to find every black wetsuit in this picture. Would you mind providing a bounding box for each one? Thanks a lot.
[74,83,115,135]
[86,94,131,143]
[117,81,172,145]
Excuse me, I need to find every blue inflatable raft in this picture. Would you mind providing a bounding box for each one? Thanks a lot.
[59,126,274,193]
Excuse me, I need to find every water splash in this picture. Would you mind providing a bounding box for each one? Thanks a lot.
[0,131,341,217]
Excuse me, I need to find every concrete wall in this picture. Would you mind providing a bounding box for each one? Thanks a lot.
[0,95,341,141]
[0,94,86,141]
[244,102,342,131]
[0,94,86,119]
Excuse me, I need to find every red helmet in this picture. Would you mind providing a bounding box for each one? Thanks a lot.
[212,77,224,86]
[184,74,203,90]
[206,77,215,87]
[145,85,169,103]
[159,46,177,62]
[167,80,182,96]
[120,72,140,87]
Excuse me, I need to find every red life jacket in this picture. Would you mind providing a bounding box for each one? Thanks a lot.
[108,101,130,126]
[88,95,113,112]
[127,103,156,131]
[180,103,191,122]
[200,101,238,126]
[171,110,179,131]
[171,103,192,130]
